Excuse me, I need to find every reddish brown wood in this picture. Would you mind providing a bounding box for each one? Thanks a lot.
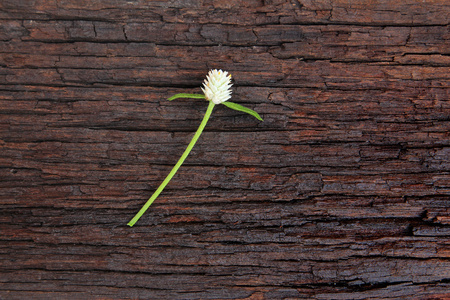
[1,0,449,299]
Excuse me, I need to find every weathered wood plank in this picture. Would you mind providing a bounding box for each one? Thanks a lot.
[1,0,449,26]
[1,0,449,299]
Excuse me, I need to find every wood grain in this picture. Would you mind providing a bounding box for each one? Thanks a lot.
[1,0,449,299]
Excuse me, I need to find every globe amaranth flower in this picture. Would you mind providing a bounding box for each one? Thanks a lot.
[128,69,262,227]
[201,69,233,104]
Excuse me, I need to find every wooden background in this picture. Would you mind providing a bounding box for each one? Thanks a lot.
[1,1,449,299]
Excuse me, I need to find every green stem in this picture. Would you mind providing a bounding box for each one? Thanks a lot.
[128,101,215,227]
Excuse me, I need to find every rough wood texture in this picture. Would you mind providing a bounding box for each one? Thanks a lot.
[1,0,449,299]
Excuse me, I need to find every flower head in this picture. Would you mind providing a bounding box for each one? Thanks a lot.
[201,69,233,104]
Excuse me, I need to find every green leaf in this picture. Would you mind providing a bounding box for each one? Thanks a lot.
[223,102,263,121]
[168,93,206,101]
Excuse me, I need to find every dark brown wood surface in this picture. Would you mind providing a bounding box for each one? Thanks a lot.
[1,1,449,299]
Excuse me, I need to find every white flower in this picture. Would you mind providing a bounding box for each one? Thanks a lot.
[201,69,233,104]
